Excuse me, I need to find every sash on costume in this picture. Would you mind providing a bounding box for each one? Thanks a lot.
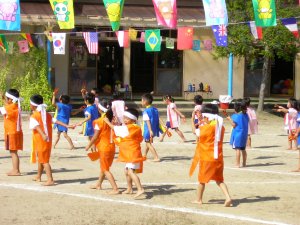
[5,92,22,132]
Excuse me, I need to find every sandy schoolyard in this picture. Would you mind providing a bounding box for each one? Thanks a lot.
[0,112,299,225]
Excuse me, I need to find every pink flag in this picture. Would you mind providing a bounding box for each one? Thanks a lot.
[18,40,29,53]
[116,31,129,48]
[140,32,145,43]
[152,0,177,28]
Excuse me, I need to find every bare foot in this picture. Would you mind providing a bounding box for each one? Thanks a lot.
[7,171,22,176]
[234,164,241,168]
[122,189,133,194]
[291,169,300,172]
[224,199,233,207]
[134,189,145,199]
[159,139,164,142]
[32,177,42,182]
[69,146,75,150]
[287,148,292,150]
[191,200,203,205]
[42,181,55,186]
[242,163,246,167]
[90,184,102,190]
[107,190,120,195]
[152,158,160,162]
[292,148,298,150]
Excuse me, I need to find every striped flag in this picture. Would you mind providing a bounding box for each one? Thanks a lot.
[248,21,263,40]
[281,18,299,38]
[83,32,98,54]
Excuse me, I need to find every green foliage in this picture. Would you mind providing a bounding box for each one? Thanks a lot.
[0,46,54,111]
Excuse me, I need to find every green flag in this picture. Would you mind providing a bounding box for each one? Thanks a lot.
[252,0,277,27]
[166,37,175,49]
[49,0,75,29]
[103,0,124,31]
[0,35,9,53]
[145,29,161,52]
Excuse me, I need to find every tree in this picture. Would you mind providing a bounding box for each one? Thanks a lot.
[214,0,300,111]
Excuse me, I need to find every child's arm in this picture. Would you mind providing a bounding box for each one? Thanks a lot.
[85,130,100,151]
[223,110,236,128]
[71,106,86,116]
[77,114,91,126]
[81,88,87,99]
[52,88,59,108]
[35,125,48,141]
[173,108,186,122]
[191,111,196,134]
[53,118,75,129]
[103,117,115,129]
[274,105,288,113]
[146,120,153,137]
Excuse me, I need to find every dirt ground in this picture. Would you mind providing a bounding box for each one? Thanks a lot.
[0,112,299,225]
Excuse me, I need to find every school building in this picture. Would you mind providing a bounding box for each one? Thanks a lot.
[18,0,300,99]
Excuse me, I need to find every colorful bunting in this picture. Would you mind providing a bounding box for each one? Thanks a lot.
[145,29,161,52]
[177,27,193,50]
[152,0,177,28]
[83,32,98,54]
[129,28,138,40]
[7,42,14,54]
[212,24,228,47]
[252,0,277,27]
[116,30,129,48]
[140,32,145,43]
[281,18,299,38]
[103,0,124,31]
[49,0,75,29]
[248,21,263,40]
[44,31,53,42]
[166,37,175,49]
[203,40,213,51]
[202,0,228,26]
[52,33,66,55]
[0,34,8,52]
[192,40,201,51]
[21,33,34,47]
[31,34,45,49]
[18,40,29,53]
[0,0,21,31]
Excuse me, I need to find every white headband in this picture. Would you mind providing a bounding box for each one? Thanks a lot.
[98,103,108,113]
[123,111,137,121]
[30,100,39,107]
[5,92,19,103]
[30,100,49,142]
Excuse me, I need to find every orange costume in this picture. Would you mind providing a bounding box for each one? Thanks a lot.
[114,124,145,173]
[190,120,225,183]
[3,103,23,150]
[93,117,115,172]
[30,111,53,164]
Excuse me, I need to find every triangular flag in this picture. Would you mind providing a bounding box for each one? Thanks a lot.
[192,40,201,51]
[32,34,45,48]
[212,24,228,47]
[152,0,177,28]
[18,40,29,53]
[281,18,299,38]
[21,33,34,47]
[248,21,263,39]
[145,29,161,52]
[44,31,53,42]
[7,42,14,54]
[103,0,124,31]
[83,32,98,54]
[129,28,138,41]
[49,0,75,29]
[52,33,66,55]
[0,0,21,31]
[177,27,193,50]
[116,31,129,48]
[166,37,175,49]
[252,0,277,27]
[140,32,145,43]
[203,40,212,51]
[202,0,228,26]
[0,34,8,53]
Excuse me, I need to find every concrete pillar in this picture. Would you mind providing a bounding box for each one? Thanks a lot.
[295,54,300,99]
[123,47,131,86]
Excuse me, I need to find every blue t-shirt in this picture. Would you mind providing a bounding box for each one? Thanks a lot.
[230,113,249,148]
[84,104,99,136]
[54,102,72,132]
[297,112,300,146]
[142,106,160,140]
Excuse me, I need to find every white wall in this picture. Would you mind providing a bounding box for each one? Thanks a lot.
[295,54,300,99]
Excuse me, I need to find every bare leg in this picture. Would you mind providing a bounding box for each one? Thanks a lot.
[235,150,241,167]
[146,142,159,161]
[90,172,105,190]
[175,128,187,142]
[247,135,251,148]
[216,182,232,207]
[128,169,144,198]
[63,132,75,150]
[104,171,119,194]
[159,131,167,142]
[287,139,292,150]
[53,132,61,149]
[123,169,133,194]
[144,143,149,157]
[7,151,21,176]
[42,163,54,186]
[33,163,44,182]
[292,150,300,172]
[192,183,205,204]
[292,140,298,150]
[242,150,247,167]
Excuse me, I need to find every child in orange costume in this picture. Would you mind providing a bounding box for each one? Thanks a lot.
[85,107,119,194]
[189,104,232,207]
[29,94,54,186]
[0,89,23,176]
[104,108,145,199]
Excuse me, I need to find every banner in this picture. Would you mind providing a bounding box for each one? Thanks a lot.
[0,34,8,52]
[177,27,193,50]
[49,0,75,29]
[192,40,201,51]
[252,0,277,27]
[152,0,177,28]
[202,0,228,26]
[129,28,138,40]
[83,32,98,54]
[21,33,34,47]
[18,40,29,53]
[248,21,263,39]
[103,0,124,31]
[203,40,212,51]
[0,0,21,31]
[145,29,161,52]
[116,30,129,48]
[140,32,145,43]
[281,18,299,38]
[166,37,175,49]
[52,33,66,55]
[212,24,228,47]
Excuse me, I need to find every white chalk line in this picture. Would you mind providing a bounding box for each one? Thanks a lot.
[0,182,291,225]
[225,167,300,176]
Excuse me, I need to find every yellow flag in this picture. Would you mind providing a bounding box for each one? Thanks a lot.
[49,0,75,29]
[129,28,138,41]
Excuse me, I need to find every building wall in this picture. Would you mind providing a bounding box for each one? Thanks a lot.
[295,54,300,99]
[183,29,245,100]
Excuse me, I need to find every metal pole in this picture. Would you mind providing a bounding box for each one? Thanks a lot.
[47,40,51,85]
[228,53,233,97]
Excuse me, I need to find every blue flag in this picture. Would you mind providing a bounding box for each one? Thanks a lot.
[212,24,227,47]
[192,40,201,51]
[202,0,228,26]
[0,0,21,31]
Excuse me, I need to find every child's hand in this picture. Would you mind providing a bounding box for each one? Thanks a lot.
[53,88,59,95]
[41,134,48,141]
[80,105,86,110]
[84,146,90,151]
[81,88,87,95]
[222,110,229,118]
[68,124,76,129]
[181,115,186,123]
[76,122,83,126]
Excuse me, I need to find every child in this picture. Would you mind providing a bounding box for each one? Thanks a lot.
[141,93,160,162]
[191,95,203,143]
[111,94,126,125]
[244,97,258,148]
[160,95,187,142]
[0,89,23,176]
[29,94,54,186]
[104,108,145,199]
[52,89,74,150]
[190,104,232,207]
[81,87,101,114]
[224,99,249,168]
[76,93,99,145]
[293,104,300,172]
[275,98,298,150]
[85,108,119,194]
